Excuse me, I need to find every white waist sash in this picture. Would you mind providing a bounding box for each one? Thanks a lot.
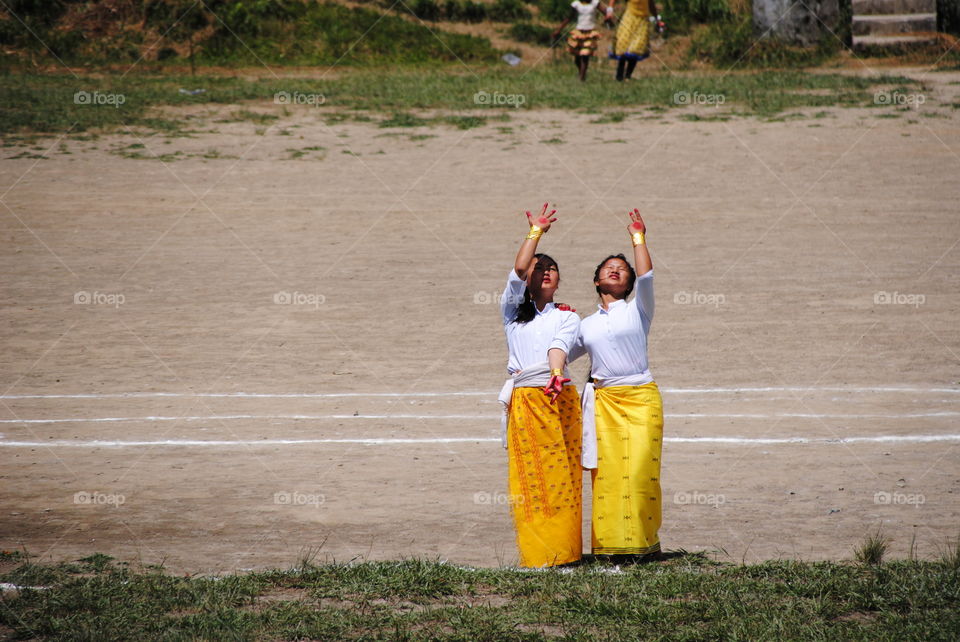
[497,362,570,448]
[580,372,654,469]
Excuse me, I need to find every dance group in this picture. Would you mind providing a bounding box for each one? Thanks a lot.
[499,204,663,567]
[554,0,664,82]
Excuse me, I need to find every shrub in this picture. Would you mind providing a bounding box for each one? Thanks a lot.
[508,22,558,46]
[539,0,572,23]
[488,0,532,22]
[688,14,839,68]
[659,0,734,34]
[410,0,443,21]
[939,0,960,37]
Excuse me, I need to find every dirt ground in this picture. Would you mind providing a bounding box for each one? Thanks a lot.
[1,64,958,575]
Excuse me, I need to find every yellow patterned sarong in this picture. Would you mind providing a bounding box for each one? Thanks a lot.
[610,0,651,61]
[507,385,583,567]
[591,382,663,555]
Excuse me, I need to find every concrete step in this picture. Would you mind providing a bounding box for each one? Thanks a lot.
[852,13,937,35]
[852,0,935,15]
[852,33,939,47]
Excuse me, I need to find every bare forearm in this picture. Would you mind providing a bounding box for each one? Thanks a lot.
[514,236,539,279]
[548,348,567,372]
[633,240,652,273]
[628,208,652,272]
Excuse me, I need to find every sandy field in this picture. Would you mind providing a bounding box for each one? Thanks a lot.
[1,64,958,575]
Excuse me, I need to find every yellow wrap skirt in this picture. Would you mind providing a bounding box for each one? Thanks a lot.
[507,385,583,567]
[591,382,663,555]
[610,0,651,61]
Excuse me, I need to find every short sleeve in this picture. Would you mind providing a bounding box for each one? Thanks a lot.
[548,311,581,356]
[634,269,654,328]
[568,332,587,363]
[500,270,527,326]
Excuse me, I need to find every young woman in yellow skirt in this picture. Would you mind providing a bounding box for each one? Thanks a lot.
[498,203,583,568]
[607,0,663,81]
[576,208,663,563]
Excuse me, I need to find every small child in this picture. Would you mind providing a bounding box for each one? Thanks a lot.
[553,0,616,82]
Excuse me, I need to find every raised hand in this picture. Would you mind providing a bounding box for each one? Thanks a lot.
[526,202,557,234]
[627,207,646,235]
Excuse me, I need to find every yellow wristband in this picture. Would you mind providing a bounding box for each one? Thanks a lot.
[550,368,564,377]
[526,225,543,241]
[631,231,646,247]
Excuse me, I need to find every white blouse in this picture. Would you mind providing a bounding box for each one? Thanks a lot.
[572,0,600,31]
[501,270,581,375]
[575,269,655,383]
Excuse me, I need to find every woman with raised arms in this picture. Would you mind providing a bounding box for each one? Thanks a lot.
[498,203,583,568]
[577,208,664,563]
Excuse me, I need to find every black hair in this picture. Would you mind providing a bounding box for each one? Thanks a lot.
[514,253,558,324]
[593,254,636,298]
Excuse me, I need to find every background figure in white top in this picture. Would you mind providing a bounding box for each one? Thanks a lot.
[576,208,664,564]
[499,204,583,568]
[553,0,616,82]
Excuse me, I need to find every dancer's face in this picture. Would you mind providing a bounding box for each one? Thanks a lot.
[527,256,560,298]
[595,257,631,298]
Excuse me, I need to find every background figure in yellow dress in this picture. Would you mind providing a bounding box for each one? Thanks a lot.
[574,208,663,563]
[608,0,661,81]
[499,204,583,567]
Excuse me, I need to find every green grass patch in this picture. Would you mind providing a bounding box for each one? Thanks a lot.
[1,555,959,639]
[380,112,431,128]
[0,68,920,138]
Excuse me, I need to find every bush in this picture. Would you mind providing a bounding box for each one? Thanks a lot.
[410,0,443,21]
[508,22,558,46]
[659,0,734,35]
[688,14,839,68]
[939,0,960,37]
[441,0,488,22]
[539,0,573,23]
[488,0,532,22]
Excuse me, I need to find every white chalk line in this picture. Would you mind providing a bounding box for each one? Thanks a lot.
[2,411,959,425]
[1,434,959,447]
[1,386,958,400]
